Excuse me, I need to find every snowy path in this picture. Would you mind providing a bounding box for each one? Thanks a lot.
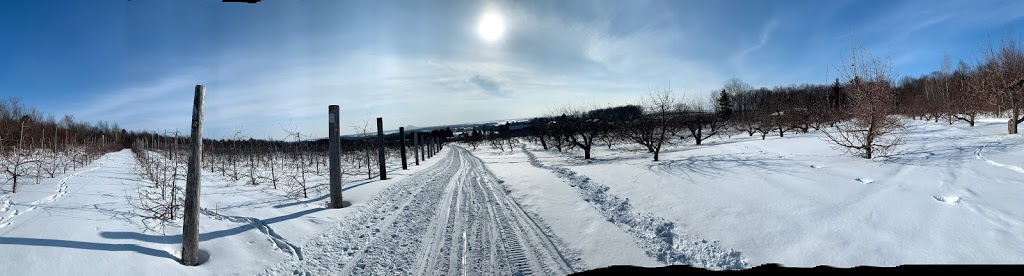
[0,158,105,230]
[264,146,580,275]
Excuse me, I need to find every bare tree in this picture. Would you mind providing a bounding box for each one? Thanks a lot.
[980,35,1024,134]
[822,39,906,159]
[349,115,375,180]
[676,99,722,145]
[625,89,676,161]
[557,104,607,160]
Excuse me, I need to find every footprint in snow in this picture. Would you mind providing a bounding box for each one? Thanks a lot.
[933,195,961,205]
[854,178,874,184]
[810,165,825,169]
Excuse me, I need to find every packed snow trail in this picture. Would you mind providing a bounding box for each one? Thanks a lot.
[264,146,580,275]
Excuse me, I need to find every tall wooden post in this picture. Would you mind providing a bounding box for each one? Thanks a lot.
[413,132,420,165]
[328,105,343,208]
[182,85,205,266]
[427,137,432,158]
[421,134,426,159]
[399,127,407,170]
[377,117,386,180]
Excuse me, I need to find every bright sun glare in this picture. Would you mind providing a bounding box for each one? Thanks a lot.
[476,12,505,43]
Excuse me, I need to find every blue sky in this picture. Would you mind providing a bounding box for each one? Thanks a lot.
[2,0,1023,139]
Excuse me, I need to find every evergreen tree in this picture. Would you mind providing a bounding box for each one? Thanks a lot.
[717,89,733,118]
[831,78,847,108]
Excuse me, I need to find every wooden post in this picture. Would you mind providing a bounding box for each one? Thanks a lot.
[328,105,343,208]
[413,132,420,165]
[377,117,386,180]
[421,134,426,159]
[428,136,432,158]
[399,127,407,170]
[182,85,205,266]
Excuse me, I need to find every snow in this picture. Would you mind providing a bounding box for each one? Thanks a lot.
[515,118,1024,267]
[2,118,1023,274]
[263,146,580,275]
[0,148,446,275]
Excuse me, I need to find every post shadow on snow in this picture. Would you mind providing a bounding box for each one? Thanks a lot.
[99,207,327,245]
[272,193,330,209]
[0,237,177,261]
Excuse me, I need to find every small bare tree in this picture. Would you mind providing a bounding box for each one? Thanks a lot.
[823,39,906,159]
[349,115,375,180]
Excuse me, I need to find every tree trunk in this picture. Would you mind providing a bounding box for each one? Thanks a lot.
[695,127,703,145]
[1010,101,1020,134]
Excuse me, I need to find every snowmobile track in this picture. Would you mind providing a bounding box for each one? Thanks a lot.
[262,146,580,275]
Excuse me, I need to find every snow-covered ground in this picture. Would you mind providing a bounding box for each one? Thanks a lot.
[2,118,1022,275]
[479,118,1024,267]
[0,147,447,275]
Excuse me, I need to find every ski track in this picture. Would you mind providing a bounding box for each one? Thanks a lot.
[520,144,749,270]
[975,145,1024,175]
[200,207,303,260]
[262,146,581,276]
[0,157,106,230]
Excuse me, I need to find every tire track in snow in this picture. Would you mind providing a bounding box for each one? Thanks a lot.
[200,207,303,260]
[521,144,749,270]
[262,146,580,275]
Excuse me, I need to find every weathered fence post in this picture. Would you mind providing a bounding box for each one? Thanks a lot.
[428,136,433,158]
[413,131,420,165]
[182,85,205,266]
[377,117,386,180]
[399,127,407,170]
[328,105,343,208]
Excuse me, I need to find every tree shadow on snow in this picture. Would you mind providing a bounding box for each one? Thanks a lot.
[645,153,800,181]
[883,139,1021,167]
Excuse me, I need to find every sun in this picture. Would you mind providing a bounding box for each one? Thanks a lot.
[476,12,505,43]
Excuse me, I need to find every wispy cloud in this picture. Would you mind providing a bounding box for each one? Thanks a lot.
[732,19,780,68]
